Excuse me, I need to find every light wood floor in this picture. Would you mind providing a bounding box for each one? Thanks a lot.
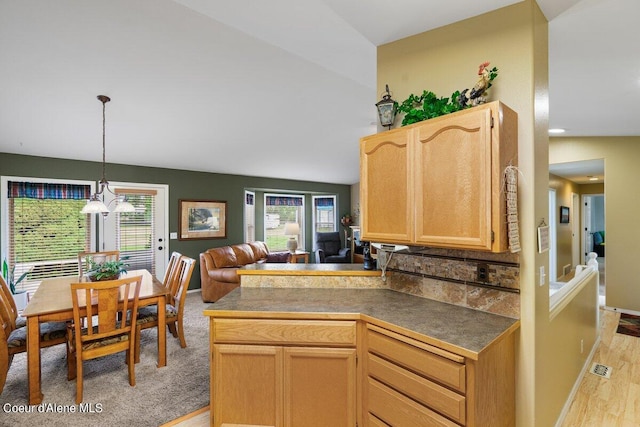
[561,308,640,426]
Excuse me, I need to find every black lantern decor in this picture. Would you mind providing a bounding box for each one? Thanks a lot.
[375,84,397,130]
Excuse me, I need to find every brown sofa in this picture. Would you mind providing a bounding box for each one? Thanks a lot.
[200,241,290,302]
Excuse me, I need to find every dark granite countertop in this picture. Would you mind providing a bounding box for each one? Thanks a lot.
[204,287,519,359]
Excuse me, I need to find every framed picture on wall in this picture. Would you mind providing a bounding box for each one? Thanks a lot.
[560,206,570,224]
[179,199,227,240]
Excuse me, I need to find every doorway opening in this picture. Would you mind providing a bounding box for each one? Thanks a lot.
[583,193,605,303]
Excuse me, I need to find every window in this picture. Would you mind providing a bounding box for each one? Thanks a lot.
[2,177,95,296]
[312,195,337,233]
[264,194,304,251]
[244,191,255,242]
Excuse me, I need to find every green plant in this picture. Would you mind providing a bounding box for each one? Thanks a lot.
[396,63,499,126]
[397,90,465,126]
[86,257,129,281]
[2,258,29,294]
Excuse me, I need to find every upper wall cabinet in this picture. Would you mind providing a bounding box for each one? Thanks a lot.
[360,101,517,252]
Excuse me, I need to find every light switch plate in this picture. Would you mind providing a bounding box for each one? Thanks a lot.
[539,266,546,286]
[170,232,178,240]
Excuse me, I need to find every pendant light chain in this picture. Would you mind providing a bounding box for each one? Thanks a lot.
[102,96,107,184]
[97,94,111,189]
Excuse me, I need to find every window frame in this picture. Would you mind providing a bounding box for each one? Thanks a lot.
[263,193,305,252]
[1,175,98,293]
[312,195,337,234]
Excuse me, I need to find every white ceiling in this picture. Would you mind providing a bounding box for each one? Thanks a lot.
[0,0,637,185]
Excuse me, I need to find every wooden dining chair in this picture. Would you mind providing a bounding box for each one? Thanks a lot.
[0,276,67,362]
[163,251,182,290]
[0,322,8,394]
[0,274,22,330]
[77,250,120,277]
[66,275,142,404]
[134,256,195,363]
[0,289,14,395]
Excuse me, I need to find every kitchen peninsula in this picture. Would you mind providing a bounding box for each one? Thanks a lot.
[236,262,385,289]
[205,271,519,427]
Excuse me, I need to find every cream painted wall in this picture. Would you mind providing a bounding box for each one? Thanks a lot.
[581,182,604,195]
[550,136,640,311]
[377,2,599,425]
[549,173,580,278]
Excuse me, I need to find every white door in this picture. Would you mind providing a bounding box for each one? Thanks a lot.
[572,192,580,268]
[100,182,169,279]
[549,189,557,281]
[583,195,592,263]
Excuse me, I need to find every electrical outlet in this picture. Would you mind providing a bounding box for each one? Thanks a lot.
[477,263,489,282]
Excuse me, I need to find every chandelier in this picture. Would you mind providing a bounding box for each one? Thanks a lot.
[81,95,135,215]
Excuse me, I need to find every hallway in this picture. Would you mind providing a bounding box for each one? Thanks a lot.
[561,307,640,426]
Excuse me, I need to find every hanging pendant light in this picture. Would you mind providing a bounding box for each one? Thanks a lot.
[81,95,136,215]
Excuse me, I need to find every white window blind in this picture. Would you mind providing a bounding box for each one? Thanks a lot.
[115,191,156,276]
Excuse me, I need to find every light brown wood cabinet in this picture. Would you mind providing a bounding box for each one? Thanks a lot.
[210,315,516,427]
[211,319,358,427]
[363,324,515,427]
[360,101,517,252]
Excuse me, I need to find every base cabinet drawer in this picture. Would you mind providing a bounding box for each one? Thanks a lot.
[367,378,460,427]
[214,319,357,346]
[368,413,390,426]
[368,353,465,424]
[366,326,465,393]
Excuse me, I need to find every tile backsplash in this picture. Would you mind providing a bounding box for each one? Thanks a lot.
[382,247,520,318]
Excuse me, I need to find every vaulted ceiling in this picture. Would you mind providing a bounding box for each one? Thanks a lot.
[1,0,637,185]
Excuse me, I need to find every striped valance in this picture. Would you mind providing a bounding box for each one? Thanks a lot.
[8,181,91,200]
[314,197,334,207]
[266,195,303,206]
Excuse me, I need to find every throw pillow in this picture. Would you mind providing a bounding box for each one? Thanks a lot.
[266,252,291,263]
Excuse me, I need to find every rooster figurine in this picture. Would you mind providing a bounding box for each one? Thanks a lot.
[458,61,496,108]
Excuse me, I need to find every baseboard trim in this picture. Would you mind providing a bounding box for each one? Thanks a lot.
[160,405,209,427]
[554,335,601,427]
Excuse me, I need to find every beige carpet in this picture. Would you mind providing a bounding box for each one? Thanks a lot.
[0,292,210,427]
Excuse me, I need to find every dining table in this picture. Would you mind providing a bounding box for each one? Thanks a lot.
[22,269,169,405]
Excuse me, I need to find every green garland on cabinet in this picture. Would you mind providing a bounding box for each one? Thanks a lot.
[398,62,499,126]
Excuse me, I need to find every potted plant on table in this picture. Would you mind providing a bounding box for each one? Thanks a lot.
[85,257,129,282]
[2,258,30,311]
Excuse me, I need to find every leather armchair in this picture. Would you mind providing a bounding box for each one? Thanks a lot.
[315,232,351,263]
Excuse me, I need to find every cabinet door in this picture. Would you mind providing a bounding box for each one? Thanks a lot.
[283,347,357,427]
[360,129,414,244]
[213,344,283,427]
[414,106,493,250]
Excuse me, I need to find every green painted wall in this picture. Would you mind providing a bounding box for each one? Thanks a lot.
[0,152,351,289]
